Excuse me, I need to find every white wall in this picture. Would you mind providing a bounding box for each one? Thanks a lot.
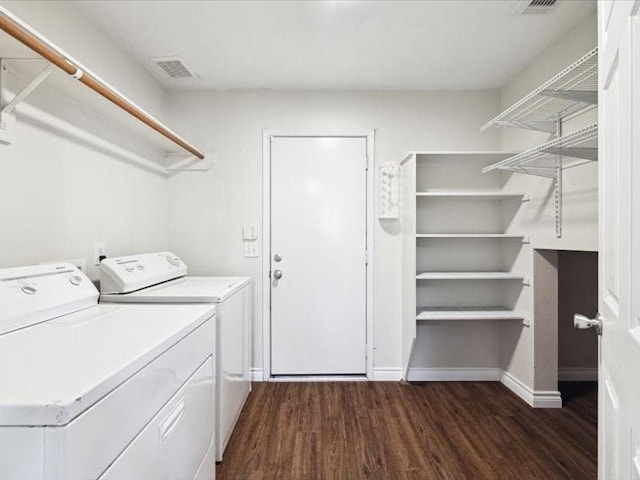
[167,90,501,375]
[498,13,598,390]
[0,1,171,276]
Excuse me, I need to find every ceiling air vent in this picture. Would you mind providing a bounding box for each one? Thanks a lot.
[517,0,559,14]
[150,56,197,79]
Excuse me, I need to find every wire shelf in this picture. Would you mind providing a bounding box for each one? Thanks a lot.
[482,48,598,133]
[482,124,598,176]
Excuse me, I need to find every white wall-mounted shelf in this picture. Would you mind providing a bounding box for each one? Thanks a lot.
[416,307,525,321]
[416,271,527,281]
[482,48,597,133]
[482,124,598,178]
[417,233,528,240]
[416,192,528,200]
[0,7,210,176]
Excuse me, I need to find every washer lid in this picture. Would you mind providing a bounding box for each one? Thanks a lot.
[0,263,98,336]
[100,276,250,304]
[0,303,214,426]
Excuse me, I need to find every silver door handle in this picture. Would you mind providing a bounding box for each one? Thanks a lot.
[574,313,603,335]
[273,270,283,280]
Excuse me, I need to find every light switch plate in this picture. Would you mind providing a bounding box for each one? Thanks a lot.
[243,225,258,241]
[243,242,258,258]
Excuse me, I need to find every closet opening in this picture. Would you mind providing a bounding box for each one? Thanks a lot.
[534,249,598,406]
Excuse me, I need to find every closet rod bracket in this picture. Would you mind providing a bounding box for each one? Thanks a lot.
[0,60,54,145]
[165,152,215,173]
[1,61,54,115]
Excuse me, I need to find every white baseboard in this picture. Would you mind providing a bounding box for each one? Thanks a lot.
[250,368,264,382]
[269,375,368,382]
[500,370,562,408]
[558,367,598,381]
[407,367,501,382]
[255,366,562,408]
[372,367,403,381]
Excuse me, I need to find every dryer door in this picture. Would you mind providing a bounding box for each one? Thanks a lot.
[99,357,214,480]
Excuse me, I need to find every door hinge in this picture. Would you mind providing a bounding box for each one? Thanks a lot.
[365,154,369,170]
[365,250,369,264]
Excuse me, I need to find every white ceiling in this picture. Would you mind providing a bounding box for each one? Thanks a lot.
[73,0,596,91]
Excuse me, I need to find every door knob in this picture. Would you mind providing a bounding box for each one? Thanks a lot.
[273,270,283,280]
[574,313,603,335]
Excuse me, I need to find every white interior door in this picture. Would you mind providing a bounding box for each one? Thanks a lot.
[270,136,367,375]
[597,2,640,478]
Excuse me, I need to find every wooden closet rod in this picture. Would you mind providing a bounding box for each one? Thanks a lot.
[0,10,204,160]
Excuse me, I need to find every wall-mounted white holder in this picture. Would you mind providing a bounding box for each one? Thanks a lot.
[379,162,401,219]
[165,152,215,173]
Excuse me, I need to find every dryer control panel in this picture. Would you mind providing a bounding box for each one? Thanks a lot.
[100,252,187,295]
[0,263,98,336]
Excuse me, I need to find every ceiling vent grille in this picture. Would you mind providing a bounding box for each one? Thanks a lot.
[517,0,559,14]
[150,56,197,79]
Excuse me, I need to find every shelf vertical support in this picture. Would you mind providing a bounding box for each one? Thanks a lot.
[555,164,562,238]
[554,119,563,238]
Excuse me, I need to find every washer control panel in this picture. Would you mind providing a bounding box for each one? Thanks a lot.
[99,252,187,295]
[0,263,98,336]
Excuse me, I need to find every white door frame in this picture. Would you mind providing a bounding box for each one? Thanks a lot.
[262,129,375,380]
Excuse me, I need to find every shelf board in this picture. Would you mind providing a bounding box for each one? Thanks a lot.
[482,48,597,133]
[416,192,527,200]
[482,124,598,177]
[416,271,525,281]
[416,307,525,321]
[416,233,528,240]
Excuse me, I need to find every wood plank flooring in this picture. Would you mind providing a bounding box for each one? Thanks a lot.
[217,381,597,480]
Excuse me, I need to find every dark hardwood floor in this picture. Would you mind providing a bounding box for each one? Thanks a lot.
[216,381,597,480]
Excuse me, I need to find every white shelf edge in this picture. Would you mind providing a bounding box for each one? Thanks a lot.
[416,233,528,239]
[416,192,528,200]
[416,272,526,281]
[416,307,525,321]
[410,150,517,155]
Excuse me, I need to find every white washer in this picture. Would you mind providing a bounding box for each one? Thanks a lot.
[0,262,216,480]
[99,252,251,462]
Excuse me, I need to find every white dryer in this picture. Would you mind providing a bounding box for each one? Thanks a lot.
[99,252,251,462]
[0,262,216,480]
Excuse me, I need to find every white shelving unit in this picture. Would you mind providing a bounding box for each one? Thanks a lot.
[481,48,598,237]
[400,152,529,380]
